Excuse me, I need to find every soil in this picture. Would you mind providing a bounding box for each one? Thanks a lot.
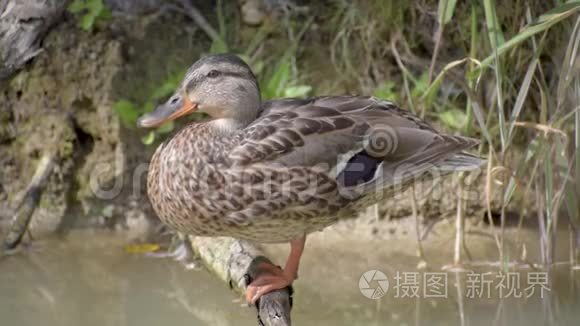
[0,10,209,238]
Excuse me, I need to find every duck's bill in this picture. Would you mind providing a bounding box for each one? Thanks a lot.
[137,96,198,128]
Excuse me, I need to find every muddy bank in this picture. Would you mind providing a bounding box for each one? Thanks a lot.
[0,5,211,238]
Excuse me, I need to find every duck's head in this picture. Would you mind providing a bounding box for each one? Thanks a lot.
[137,54,261,130]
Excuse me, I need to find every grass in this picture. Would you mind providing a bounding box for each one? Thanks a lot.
[317,0,580,269]
[443,1,579,268]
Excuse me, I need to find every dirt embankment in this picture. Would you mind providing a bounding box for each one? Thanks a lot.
[0,7,210,239]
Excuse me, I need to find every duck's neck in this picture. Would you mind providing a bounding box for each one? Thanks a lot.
[207,92,261,134]
[209,117,253,134]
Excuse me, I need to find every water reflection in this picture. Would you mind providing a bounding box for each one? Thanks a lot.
[1,231,579,326]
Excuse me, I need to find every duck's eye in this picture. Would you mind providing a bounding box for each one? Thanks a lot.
[207,70,220,78]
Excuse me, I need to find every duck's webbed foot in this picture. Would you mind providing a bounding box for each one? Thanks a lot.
[245,236,306,304]
[245,262,295,304]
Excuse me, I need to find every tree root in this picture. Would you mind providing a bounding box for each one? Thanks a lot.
[2,153,54,252]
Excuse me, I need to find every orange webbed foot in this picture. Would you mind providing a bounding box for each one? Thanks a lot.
[245,262,295,304]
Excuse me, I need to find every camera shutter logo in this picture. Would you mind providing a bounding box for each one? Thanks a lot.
[359,270,389,299]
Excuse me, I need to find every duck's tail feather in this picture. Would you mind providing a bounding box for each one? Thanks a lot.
[435,152,486,172]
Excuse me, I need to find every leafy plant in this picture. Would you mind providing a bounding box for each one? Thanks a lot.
[439,108,468,130]
[205,1,311,101]
[410,73,430,100]
[283,85,312,98]
[114,70,186,145]
[68,0,111,31]
[259,53,312,100]
[113,100,140,128]
[373,81,398,102]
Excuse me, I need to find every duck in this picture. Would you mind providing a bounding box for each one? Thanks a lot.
[137,53,484,303]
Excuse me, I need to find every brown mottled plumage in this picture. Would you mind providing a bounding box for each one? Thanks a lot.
[139,53,484,302]
[146,95,482,243]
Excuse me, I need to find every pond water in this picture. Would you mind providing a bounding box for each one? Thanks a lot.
[1,230,579,326]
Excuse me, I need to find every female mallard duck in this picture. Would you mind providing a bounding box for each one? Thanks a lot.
[138,54,483,303]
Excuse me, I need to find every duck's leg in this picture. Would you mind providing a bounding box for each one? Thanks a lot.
[245,236,306,304]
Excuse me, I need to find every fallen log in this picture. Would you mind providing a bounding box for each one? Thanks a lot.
[2,153,55,251]
[189,236,293,326]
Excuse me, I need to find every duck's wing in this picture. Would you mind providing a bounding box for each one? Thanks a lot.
[228,96,481,191]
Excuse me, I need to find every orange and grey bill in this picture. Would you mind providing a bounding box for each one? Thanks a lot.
[137,96,197,128]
